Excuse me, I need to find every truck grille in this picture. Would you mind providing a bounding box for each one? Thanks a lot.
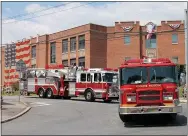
[138,90,161,101]
[138,90,160,95]
[139,96,160,101]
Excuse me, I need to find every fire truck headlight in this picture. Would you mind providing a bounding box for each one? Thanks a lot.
[127,96,136,102]
[163,96,173,100]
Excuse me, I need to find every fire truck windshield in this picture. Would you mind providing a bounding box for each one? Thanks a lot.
[120,66,178,85]
[120,67,148,85]
[149,66,177,84]
[102,73,118,83]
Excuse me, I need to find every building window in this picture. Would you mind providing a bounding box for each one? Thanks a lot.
[124,35,130,45]
[78,57,85,67]
[62,39,68,53]
[172,34,178,44]
[31,46,36,58]
[70,37,76,52]
[125,57,131,61]
[70,58,76,66]
[78,35,85,50]
[31,64,36,68]
[62,60,68,66]
[146,34,157,48]
[50,42,56,63]
[171,56,178,64]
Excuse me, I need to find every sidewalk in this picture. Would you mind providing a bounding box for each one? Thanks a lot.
[1,98,31,123]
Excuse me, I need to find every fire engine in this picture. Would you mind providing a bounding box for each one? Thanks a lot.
[118,57,182,122]
[20,64,119,102]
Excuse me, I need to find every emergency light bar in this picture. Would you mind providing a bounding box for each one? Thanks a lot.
[143,58,152,63]
[123,58,172,65]
[82,68,118,72]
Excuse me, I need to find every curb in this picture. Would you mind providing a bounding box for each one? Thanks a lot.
[1,101,31,123]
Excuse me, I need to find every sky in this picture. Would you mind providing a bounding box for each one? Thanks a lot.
[2,1,187,44]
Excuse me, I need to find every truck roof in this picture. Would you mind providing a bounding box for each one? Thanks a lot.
[120,58,176,68]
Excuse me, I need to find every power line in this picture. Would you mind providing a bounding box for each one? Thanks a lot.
[1,29,185,49]
[2,2,94,25]
[2,2,73,21]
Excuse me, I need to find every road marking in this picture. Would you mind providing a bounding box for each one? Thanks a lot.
[30,102,51,107]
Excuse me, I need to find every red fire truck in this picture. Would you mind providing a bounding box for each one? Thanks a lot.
[118,57,182,122]
[21,64,119,102]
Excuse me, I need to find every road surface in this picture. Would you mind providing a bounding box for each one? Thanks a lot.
[2,96,187,135]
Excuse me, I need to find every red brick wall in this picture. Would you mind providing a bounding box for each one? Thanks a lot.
[90,24,107,68]
[107,21,141,68]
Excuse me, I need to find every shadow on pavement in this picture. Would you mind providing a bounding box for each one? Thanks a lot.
[69,98,119,104]
[124,114,187,128]
[2,102,14,105]
[24,96,119,104]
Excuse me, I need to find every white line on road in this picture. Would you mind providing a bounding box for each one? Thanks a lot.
[30,102,51,107]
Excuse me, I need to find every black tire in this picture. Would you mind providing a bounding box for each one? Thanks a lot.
[119,113,132,123]
[38,89,45,98]
[166,113,177,122]
[84,89,95,102]
[46,89,53,99]
[27,92,30,96]
[103,99,112,103]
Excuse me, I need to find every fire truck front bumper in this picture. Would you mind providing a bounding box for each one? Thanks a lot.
[119,104,182,115]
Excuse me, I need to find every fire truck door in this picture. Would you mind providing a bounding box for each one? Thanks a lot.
[76,73,86,91]
[93,73,102,90]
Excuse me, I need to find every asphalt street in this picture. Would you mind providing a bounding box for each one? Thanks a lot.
[2,96,187,135]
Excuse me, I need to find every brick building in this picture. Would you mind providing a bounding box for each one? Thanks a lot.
[1,20,185,86]
[0,46,5,87]
[29,20,185,69]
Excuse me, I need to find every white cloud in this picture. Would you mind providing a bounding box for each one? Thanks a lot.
[5,8,11,13]
[2,2,187,44]
[25,3,45,13]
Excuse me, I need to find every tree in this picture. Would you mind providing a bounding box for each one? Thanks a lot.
[11,82,19,92]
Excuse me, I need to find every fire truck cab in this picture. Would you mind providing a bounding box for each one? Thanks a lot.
[118,58,182,122]
[75,68,119,102]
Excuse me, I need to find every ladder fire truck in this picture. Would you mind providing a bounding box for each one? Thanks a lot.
[20,64,119,102]
[118,57,182,122]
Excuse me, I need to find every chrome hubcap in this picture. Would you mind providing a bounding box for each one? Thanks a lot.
[40,91,43,97]
[48,91,51,97]
[87,92,91,100]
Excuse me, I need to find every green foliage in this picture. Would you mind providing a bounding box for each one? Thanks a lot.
[178,86,184,98]
[11,82,19,91]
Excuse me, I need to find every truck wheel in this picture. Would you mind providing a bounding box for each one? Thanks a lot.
[46,89,53,99]
[119,113,132,123]
[27,92,30,96]
[38,89,45,98]
[103,99,112,103]
[167,113,177,122]
[84,89,95,102]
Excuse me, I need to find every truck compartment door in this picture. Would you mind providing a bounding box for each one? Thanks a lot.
[28,78,35,93]
[69,82,76,95]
